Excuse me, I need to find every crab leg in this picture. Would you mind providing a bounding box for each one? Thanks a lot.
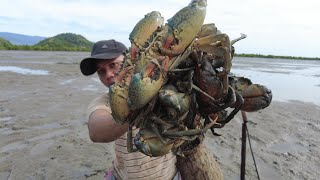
[231,33,247,45]
[163,117,218,138]
[150,123,169,144]
[168,67,195,73]
[213,90,244,128]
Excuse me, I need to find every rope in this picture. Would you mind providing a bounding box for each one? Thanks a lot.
[240,111,247,180]
[246,122,261,180]
[240,111,261,180]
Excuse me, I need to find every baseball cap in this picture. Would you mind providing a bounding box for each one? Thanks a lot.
[80,39,128,76]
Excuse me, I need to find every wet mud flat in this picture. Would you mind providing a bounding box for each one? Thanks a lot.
[0,51,319,179]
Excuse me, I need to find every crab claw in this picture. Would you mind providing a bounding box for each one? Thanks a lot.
[109,65,134,123]
[128,59,165,110]
[240,84,273,112]
[129,11,164,61]
[232,77,272,112]
[167,0,207,52]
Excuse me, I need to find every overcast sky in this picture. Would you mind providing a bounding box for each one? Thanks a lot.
[1,0,319,57]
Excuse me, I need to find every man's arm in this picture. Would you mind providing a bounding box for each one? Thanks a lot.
[88,109,129,143]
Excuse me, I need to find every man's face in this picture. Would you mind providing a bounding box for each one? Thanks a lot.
[96,55,124,87]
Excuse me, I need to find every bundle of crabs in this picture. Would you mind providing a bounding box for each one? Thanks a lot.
[109,0,272,157]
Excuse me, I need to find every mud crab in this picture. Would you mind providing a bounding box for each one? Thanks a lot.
[109,0,272,157]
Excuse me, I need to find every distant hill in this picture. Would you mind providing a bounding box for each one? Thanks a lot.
[34,33,93,51]
[0,32,46,45]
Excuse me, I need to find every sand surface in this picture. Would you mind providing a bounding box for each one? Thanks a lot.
[0,51,319,180]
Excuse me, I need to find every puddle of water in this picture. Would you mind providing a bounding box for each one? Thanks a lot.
[0,60,55,64]
[60,79,76,85]
[82,85,99,91]
[0,66,49,75]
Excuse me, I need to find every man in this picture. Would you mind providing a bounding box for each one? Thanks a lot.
[80,39,180,180]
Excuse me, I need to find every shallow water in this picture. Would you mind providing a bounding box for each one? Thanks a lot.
[232,57,320,105]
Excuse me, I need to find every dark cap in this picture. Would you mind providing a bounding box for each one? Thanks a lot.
[80,39,127,76]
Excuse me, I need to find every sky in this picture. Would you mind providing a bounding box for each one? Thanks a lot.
[1,0,320,57]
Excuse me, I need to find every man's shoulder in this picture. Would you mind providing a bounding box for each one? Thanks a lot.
[90,93,110,105]
[87,93,111,118]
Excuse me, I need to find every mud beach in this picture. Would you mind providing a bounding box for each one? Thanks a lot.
[0,50,320,180]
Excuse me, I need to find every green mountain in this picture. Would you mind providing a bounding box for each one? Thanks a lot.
[0,37,13,50]
[33,33,93,51]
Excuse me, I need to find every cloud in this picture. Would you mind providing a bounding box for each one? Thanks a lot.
[1,0,320,57]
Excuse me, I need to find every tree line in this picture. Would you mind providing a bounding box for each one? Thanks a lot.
[236,53,320,61]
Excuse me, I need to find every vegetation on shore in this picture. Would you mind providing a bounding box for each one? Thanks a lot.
[1,33,319,60]
[235,53,320,60]
[0,33,93,51]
